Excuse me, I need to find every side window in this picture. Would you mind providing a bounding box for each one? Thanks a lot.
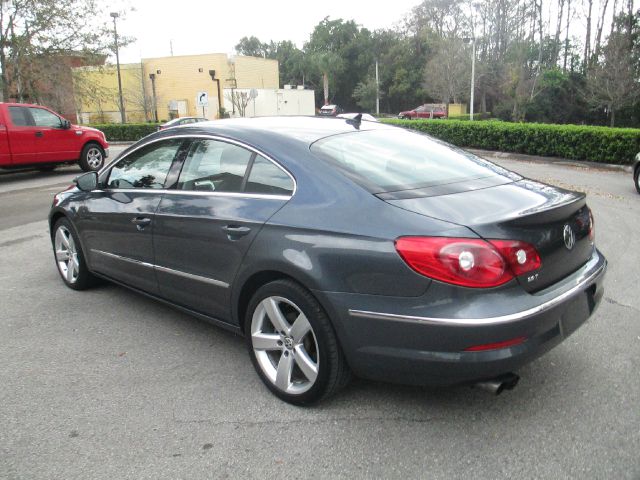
[245,155,294,196]
[177,140,252,193]
[8,107,32,126]
[29,108,63,128]
[107,139,183,189]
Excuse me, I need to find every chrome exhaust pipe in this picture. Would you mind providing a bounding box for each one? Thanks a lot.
[474,373,520,395]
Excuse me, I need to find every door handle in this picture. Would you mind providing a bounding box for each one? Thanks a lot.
[222,225,251,239]
[131,217,152,230]
[35,131,44,138]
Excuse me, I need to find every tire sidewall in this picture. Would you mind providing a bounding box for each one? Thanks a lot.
[244,280,334,405]
[635,166,640,194]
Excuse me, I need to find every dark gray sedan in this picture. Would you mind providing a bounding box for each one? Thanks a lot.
[49,117,606,404]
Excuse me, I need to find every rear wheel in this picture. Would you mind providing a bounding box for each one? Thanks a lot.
[79,143,105,172]
[52,218,98,290]
[245,279,350,405]
[635,166,640,194]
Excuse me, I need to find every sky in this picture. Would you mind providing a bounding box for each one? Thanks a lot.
[110,0,423,63]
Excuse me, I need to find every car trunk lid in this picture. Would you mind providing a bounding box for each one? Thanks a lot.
[381,179,594,292]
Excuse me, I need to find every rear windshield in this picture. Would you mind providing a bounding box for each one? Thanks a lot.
[310,129,515,193]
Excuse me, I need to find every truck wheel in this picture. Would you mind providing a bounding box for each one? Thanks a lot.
[79,143,105,172]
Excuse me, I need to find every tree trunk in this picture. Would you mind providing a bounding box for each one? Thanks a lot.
[554,0,566,65]
[584,0,593,70]
[594,0,611,63]
[564,0,571,70]
[610,108,615,127]
[323,72,329,105]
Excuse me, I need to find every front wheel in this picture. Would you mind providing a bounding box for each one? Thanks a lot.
[79,143,105,172]
[245,280,350,405]
[52,218,98,290]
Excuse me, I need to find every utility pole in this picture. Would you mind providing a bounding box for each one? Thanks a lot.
[110,12,126,124]
[375,60,380,116]
[470,39,475,121]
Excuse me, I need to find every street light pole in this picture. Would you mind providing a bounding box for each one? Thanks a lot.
[375,60,380,116]
[110,12,126,124]
[149,73,158,122]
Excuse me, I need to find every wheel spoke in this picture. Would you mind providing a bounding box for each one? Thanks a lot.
[55,249,69,262]
[262,298,290,334]
[252,332,281,351]
[56,228,70,249]
[275,353,294,391]
[289,312,311,343]
[294,346,318,383]
[66,261,75,282]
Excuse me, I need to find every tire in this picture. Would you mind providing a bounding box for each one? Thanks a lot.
[51,218,98,290]
[635,166,640,194]
[245,279,351,405]
[79,143,105,172]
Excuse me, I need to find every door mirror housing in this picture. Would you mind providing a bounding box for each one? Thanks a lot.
[74,172,98,192]
[62,119,72,129]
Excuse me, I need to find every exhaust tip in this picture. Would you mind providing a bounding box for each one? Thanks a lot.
[474,373,520,395]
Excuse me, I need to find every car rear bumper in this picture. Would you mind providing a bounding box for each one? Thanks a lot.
[316,248,606,386]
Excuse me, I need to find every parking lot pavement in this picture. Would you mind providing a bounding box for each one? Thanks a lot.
[1,152,639,479]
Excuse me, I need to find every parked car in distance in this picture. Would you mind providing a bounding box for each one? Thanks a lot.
[398,104,447,120]
[337,112,378,122]
[49,116,606,405]
[634,152,640,194]
[318,104,343,116]
[0,102,109,171]
[158,116,208,130]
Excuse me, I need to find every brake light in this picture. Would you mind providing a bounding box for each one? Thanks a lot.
[395,237,541,288]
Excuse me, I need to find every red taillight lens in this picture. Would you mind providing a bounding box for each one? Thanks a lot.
[464,336,527,352]
[395,237,541,288]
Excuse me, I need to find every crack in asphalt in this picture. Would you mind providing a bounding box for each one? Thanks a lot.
[604,296,640,314]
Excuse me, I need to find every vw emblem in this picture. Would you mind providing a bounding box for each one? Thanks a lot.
[563,224,576,250]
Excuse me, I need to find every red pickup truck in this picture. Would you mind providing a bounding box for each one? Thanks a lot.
[0,102,109,172]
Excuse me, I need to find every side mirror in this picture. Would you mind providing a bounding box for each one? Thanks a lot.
[74,172,98,192]
[62,119,72,129]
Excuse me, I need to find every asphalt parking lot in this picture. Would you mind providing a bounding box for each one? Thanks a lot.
[1,147,639,479]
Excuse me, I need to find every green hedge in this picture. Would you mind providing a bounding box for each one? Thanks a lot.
[382,119,640,164]
[88,123,161,142]
[446,112,493,121]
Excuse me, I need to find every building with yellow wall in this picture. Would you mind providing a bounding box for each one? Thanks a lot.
[73,53,279,123]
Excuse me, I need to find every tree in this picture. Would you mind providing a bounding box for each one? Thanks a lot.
[423,38,470,105]
[0,0,115,102]
[235,36,268,58]
[586,12,640,126]
[225,90,251,117]
[352,76,379,111]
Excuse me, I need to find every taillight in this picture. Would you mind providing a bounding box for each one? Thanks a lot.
[395,237,541,288]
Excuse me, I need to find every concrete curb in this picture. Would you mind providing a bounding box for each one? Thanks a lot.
[468,148,633,173]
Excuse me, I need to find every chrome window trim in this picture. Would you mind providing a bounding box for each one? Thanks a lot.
[90,188,291,201]
[90,249,229,288]
[349,259,606,327]
[99,133,297,198]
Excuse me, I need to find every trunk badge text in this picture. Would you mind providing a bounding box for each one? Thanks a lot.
[563,224,576,250]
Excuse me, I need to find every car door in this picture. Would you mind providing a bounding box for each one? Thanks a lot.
[152,137,295,322]
[76,138,188,294]
[28,107,77,162]
[6,106,40,165]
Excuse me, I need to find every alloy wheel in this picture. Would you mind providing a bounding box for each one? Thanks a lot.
[86,147,103,170]
[54,225,80,284]
[250,296,319,395]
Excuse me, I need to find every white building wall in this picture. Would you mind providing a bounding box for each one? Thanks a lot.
[224,88,315,118]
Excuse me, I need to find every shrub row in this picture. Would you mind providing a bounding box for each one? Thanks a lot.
[382,119,640,164]
[89,123,161,142]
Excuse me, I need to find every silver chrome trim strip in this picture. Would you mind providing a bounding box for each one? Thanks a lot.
[90,249,229,288]
[99,133,297,198]
[349,260,606,326]
[154,264,229,288]
[91,188,291,201]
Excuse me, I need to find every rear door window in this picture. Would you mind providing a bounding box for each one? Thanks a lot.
[245,155,294,196]
[177,140,252,193]
[8,106,33,126]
